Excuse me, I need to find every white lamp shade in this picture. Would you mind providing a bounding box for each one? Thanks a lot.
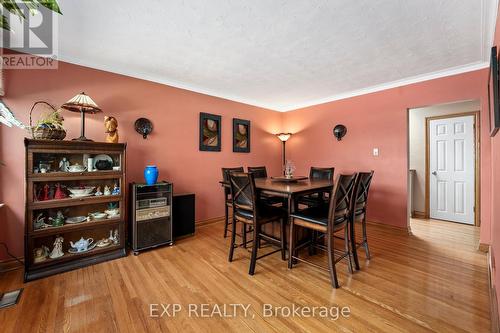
[276,133,292,142]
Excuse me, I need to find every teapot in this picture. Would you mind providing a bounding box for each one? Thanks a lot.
[70,237,94,252]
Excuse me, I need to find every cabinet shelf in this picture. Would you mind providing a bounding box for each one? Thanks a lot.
[30,217,122,238]
[30,194,122,210]
[29,170,122,181]
[31,243,122,268]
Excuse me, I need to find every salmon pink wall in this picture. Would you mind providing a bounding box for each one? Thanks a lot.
[282,70,492,242]
[490,2,500,316]
[0,60,283,260]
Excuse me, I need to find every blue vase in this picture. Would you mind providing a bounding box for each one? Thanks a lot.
[144,165,158,185]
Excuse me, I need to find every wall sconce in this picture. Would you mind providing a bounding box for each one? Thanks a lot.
[134,118,153,139]
[333,124,347,141]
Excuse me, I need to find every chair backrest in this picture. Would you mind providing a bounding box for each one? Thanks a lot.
[222,167,244,196]
[310,167,335,181]
[328,174,358,227]
[228,172,257,214]
[351,171,374,218]
[248,166,267,178]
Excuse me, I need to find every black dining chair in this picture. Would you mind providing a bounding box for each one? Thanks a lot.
[247,166,284,207]
[247,166,267,178]
[222,167,244,239]
[349,171,374,270]
[289,173,358,288]
[298,167,335,207]
[228,172,287,275]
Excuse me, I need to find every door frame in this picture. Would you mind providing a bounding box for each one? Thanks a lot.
[424,111,480,226]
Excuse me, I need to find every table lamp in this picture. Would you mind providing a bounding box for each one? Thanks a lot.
[61,92,102,141]
[276,133,292,175]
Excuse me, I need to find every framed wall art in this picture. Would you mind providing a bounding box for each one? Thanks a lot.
[233,118,250,153]
[199,112,221,151]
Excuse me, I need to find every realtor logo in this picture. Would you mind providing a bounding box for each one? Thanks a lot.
[1,3,58,69]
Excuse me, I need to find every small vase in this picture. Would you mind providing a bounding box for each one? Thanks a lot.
[144,165,159,185]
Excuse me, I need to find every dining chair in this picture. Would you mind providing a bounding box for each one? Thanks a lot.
[289,173,358,288]
[247,166,267,178]
[222,167,244,239]
[247,166,284,208]
[298,167,335,207]
[350,171,374,270]
[228,171,287,275]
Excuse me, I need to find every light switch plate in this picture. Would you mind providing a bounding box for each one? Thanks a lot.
[373,148,379,156]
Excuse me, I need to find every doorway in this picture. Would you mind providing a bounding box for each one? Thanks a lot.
[408,100,480,228]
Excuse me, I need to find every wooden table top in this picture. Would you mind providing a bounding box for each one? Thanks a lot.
[220,178,333,195]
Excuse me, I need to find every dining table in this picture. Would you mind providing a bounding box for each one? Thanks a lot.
[220,177,334,238]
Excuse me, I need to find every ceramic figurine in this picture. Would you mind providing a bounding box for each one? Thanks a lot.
[70,237,94,252]
[41,184,50,201]
[48,184,55,200]
[49,211,65,227]
[109,229,119,245]
[34,213,51,230]
[95,186,103,196]
[49,236,64,259]
[96,238,112,248]
[113,229,119,245]
[33,246,49,263]
[54,183,67,199]
[104,116,119,143]
[59,157,69,172]
[111,183,120,195]
[103,185,111,196]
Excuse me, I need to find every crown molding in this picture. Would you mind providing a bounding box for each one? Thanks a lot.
[58,55,489,113]
[56,54,280,113]
[275,61,489,112]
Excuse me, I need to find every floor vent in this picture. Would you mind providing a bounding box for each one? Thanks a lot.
[0,288,23,309]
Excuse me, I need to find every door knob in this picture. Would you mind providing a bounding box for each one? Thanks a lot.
[432,171,437,176]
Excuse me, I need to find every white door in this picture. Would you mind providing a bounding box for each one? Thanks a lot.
[429,115,475,224]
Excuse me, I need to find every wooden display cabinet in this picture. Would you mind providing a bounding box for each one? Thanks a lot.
[24,139,127,281]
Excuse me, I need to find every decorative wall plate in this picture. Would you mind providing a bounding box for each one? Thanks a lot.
[134,118,153,139]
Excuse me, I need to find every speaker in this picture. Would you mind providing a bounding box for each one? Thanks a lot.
[173,193,195,239]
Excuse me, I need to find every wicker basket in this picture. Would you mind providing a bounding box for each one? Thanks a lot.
[30,101,66,140]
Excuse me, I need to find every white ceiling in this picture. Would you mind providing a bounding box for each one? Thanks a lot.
[15,1,500,111]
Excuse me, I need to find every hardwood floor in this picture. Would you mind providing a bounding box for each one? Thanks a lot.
[0,218,490,332]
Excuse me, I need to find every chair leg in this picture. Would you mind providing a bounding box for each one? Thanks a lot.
[249,224,259,275]
[288,218,295,269]
[308,230,317,256]
[280,218,286,261]
[228,218,237,262]
[223,204,229,238]
[362,216,371,259]
[242,223,247,248]
[344,224,353,273]
[350,218,360,271]
[327,230,339,288]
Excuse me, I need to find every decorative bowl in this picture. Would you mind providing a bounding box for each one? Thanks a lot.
[104,209,119,217]
[65,216,87,224]
[67,186,95,196]
[90,212,108,220]
[67,164,87,172]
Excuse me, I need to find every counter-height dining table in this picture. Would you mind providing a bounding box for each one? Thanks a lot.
[220,176,334,225]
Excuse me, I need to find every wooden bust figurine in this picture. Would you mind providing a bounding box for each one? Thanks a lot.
[104,116,119,143]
